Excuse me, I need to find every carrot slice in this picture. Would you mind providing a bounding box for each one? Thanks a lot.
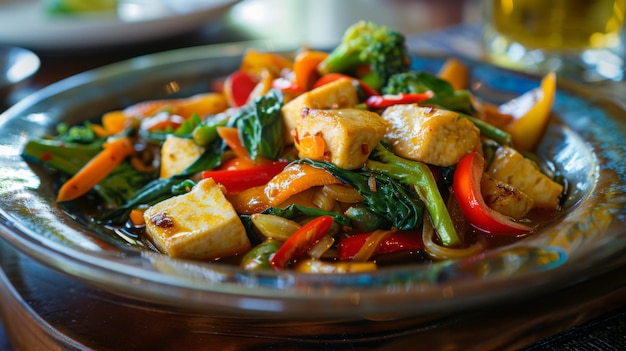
[264,163,341,207]
[296,134,326,160]
[216,127,251,160]
[56,136,135,202]
[129,208,146,226]
[292,50,329,91]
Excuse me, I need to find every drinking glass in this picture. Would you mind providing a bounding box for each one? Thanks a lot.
[481,0,626,81]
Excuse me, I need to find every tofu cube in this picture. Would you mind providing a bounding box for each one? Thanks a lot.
[481,172,534,219]
[281,77,359,144]
[294,108,389,170]
[160,136,205,178]
[487,146,564,209]
[382,104,480,166]
[143,178,251,260]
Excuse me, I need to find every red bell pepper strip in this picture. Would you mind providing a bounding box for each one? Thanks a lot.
[453,152,532,235]
[270,215,335,270]
[337,231,424,261]
[312,73,380,97]
[365,92,434,109]
[201,161,288,194]
[223,70,259,107]
[272,77,304,94]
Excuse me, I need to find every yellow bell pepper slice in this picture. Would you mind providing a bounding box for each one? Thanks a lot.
[500,72,557,151]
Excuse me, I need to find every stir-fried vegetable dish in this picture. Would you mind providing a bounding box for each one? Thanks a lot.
[22,21,566,273]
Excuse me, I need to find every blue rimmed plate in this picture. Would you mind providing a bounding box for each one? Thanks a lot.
[0,41,624,320]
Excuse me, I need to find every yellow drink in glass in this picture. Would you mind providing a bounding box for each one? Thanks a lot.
[482,0,626,81]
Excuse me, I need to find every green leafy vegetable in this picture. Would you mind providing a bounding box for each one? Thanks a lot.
[344,204,390,232]
[228,89,284,161]
[22,139,103,175]
[98,137,224,224]
[22,137,153,208]
[365,143,461,247]
[94,162,154,207]
[98,176,184,224]
[260,204,351,226]
[298,159,423,231]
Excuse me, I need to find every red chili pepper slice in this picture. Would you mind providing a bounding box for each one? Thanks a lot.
[453,152,532,235]
[312,73,380,97]
[337,231,424,261]
[365,92,434,109]
[270,215,335,270]
[201,161,288,194]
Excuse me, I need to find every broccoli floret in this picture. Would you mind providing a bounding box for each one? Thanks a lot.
[318,21,410,89]
[382,71,435,95]
[382,70,475,114]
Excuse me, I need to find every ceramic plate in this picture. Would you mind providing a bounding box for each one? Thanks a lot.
[0,41,624,320]
[0,0,238,50]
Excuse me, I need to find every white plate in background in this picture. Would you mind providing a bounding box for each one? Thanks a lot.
[0,0,238,50]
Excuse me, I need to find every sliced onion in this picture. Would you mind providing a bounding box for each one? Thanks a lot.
[307,234,335,259]
[312,188,337,211]
[322,184,365,203]
[352,229,393,262]
[250,213,301,241]
[422,213,487,260]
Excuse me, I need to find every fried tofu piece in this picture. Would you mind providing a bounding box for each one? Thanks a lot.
[487,146,563,209]
[294,108,389,170]
[160,136,205,178]
[481,172,534,219]
[143,178,251,260]
[281,77,359,144]
[382,104,480,166]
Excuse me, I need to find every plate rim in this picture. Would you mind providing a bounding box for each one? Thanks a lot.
[0,41,625,319]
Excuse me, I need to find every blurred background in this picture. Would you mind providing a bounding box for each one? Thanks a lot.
[0,0,481,107]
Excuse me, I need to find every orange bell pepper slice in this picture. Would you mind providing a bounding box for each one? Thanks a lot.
[437,57,470,91]
[264,163,341,207]
[292,50,329,91]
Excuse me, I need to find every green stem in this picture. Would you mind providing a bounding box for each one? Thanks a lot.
[367,144,461,247]
[21,139,102,175]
